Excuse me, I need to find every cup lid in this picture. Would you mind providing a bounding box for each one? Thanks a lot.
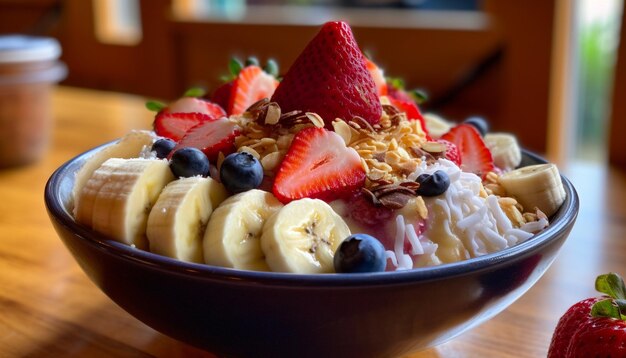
[0,35,62,63]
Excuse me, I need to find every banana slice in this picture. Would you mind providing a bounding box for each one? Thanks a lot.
[261,198,351,274]
[147,177,217,263]
[498,163,565,216]
[203,189,283,271]
[484,133,522,171]
[206,179,228,209]
[71,130,155,212]
[75,158,174,249]
[423,113,453,139]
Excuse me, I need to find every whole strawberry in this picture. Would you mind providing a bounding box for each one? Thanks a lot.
[271,21,382,127]
[548,273,626,357]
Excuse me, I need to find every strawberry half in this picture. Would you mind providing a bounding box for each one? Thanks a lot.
[166,97,226,118]
[365,58,388,96]
[154,112,214,142]
[272,127,366,203]
[388,96,428,136]
[271,21,382,128]
[229,65,279,115]
[440,124,494,178]
[171,117,240,161]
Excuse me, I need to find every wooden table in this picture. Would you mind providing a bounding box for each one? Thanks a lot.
[1,86,624,357]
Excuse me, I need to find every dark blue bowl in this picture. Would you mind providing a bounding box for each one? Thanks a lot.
[45,145,578,358]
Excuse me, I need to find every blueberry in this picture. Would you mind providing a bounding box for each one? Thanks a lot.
[169,147,210,178]
[219,152,264,193]
[152,138,176,159]
[415,170,450,197]
[463,116,489,136]
[334,234,387,273]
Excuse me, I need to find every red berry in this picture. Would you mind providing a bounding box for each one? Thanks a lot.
[346,191,394,228]
[272,127,366,203]
[566,314,626,357]
[211,81,234,112]
[153,112,213,142]
[436,139,462,166]
[548,273,626,357]
[440,124,494,179]
[548,297,605,357]
[271,21,382,128]
[171,117,240,161]
[229,65,279,115]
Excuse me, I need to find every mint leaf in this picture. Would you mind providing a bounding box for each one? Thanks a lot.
[183,87,206,98]
[596,273,626,299]
[245,56,260,67]
[145,100,166,112]
[229,57,243,77]
[264,58,279,77]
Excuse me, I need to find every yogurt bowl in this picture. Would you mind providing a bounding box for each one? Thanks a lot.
[45,143,578,358]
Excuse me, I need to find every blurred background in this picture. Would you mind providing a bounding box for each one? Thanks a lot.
[0,0,624,167]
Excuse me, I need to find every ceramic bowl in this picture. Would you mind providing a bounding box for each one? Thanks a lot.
[45,145,578,358]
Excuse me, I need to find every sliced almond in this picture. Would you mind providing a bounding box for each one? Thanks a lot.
[261,151,284,171]
[421,141,446,154]
[332,120,353,145]
[305,112,325,128]
[264,102,281,125]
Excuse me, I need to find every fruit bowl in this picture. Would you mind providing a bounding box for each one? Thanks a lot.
[45,142,578,358]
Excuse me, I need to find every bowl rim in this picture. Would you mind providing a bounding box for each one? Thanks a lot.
[45,142,579,287]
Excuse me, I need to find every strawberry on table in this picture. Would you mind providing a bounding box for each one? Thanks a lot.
[271,21,382,128]
[440,124,494,178]
[548,273,626,357]
[272,127,366,203]
[171,117,240,161]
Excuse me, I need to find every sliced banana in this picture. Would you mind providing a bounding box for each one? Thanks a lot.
[75,158,174,249]
[147,177,216,263]
[423,113,453,139]
[203,189,283,271]
[205,179,228,209]
[261,198,351,274]
[498,163,565,216]
[484,133,522,171]
[71,130,155,212]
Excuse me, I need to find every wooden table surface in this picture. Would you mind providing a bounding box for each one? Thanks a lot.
[1,86,624,357]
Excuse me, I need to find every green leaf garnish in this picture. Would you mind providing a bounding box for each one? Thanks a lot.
[591,298,622,319]
[596,273,626,299]
[411,89,429,104]
[145,100,166,112]
[228,57,243,77]
[183,87,206,98]
[245,56,260,67]
[590,273,626,320]
[387,77,405,90]
[264,58,279,77]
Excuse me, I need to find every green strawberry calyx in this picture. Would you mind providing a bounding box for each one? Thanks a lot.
[592,272,626,320]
